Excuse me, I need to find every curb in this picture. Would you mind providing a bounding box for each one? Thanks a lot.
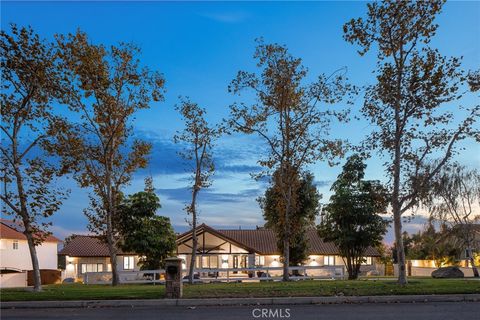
[2,294,479,309]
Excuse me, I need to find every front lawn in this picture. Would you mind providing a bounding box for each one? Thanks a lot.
[1,278,479,302]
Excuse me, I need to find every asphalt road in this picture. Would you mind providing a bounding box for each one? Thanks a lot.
[2,302,479,320]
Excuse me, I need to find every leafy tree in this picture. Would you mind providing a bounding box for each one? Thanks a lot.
[407,221,461,268]
[428,165,480,276]
[0,25,69,291]
[344,0,479,285]
[259,171,321,267]
[318,155,389,280]
[53,31,165,285]
[228,40,352,280]
[118,178,176,271]
[174,98,218,284]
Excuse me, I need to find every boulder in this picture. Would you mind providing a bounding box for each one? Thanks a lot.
[366,270,380,276]
[431,266,464,278]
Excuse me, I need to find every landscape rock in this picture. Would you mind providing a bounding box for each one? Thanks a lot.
[366,270,380,276]
[431,266,464,278]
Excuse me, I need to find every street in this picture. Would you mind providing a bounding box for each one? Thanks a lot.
[2,302,479,320]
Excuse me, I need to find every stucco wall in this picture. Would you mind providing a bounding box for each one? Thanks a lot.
[0,239,58,270]
[0,272,27,288]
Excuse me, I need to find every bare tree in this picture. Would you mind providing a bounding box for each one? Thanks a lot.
[344,0,479,285]
[227,40,352,281]
[53,31,165,286]
[0,25,68,291]
[174,98,218,284]
[429,165,480,277]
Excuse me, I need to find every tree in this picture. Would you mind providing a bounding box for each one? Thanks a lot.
[407,221,460,268]
[118,178,176,271]
[429,165,480,277]
[318,154,389,280]
[174,98,218,284]
[259,171,321,267]
[228,40,352,280]
[0,25,68,291]
[344,0,479,284]
[53,31,165,285]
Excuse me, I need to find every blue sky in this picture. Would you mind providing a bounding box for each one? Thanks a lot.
[2,1,479,243]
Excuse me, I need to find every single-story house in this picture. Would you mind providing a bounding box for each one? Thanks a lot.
[176,224,382,276]
[58,223,382,281]
[58,235,140,281]
[0,219,60,288]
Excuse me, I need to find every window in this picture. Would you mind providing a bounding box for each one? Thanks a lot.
[200,256,218,269]
[255,255,265,266]
[324,255,335,266]
[80,263,104,274]
[123,256,135,270]
[12,240,18,250]
[361,257,373,265]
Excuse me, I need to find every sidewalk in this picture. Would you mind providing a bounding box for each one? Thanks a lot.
[2,294,479,309]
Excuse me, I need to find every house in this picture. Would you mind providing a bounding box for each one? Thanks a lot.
[0,219,60,287]
[58,235,141,281]
[59,223,382,281]
[176,224,382,277]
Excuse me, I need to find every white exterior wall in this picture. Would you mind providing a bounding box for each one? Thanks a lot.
[0,239,58,271]
[0,272,27,288]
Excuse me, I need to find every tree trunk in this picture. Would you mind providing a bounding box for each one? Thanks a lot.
[188,188,199,284]
[107,232,119,286]
[282,237,290,281]
[24,225,42,291]
[13,159,42,291]
[282,182,292,282]
[393,205,407,285]
[188,215,197,284]
[468,248,479,278]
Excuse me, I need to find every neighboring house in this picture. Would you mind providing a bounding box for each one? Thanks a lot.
[58,235,140,281]
[0,219,60,287]
[176,224,381,276]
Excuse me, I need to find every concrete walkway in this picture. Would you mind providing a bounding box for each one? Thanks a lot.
[2,294,479,309]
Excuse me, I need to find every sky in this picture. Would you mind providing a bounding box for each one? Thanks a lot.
[1,1,479,243]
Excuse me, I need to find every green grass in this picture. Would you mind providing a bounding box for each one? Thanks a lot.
[1,279,479,302]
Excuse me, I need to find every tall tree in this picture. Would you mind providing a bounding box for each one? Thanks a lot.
[318,154,389,280]
[259,171,321,266]
[344,0,479,284]
[0,25,68,291]
[118,178,176,271]
[174,98,218,284]
[228,40,352,280]
[429,165,480,277]
[53,31,165,285]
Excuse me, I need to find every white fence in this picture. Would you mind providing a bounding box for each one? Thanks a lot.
[393,264,476,277]
[84,265,345,285]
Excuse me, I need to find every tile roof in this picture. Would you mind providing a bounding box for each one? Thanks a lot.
[218,228,380,256]
[60,224,380,257]
[0,219,60,242]
[179,224,380,256]
[58,235,133,257]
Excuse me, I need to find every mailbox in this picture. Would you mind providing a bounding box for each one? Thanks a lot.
[167,265,178,276]
[164,257,183,299]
